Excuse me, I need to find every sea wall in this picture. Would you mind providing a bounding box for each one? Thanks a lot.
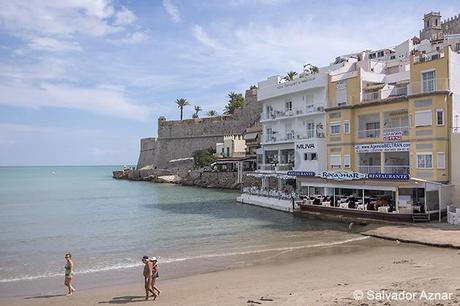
[137,89,261,169]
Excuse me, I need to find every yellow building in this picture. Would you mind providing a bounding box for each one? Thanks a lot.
[310,42,460,218]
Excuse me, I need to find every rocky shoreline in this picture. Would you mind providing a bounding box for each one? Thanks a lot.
[113,167,260,190]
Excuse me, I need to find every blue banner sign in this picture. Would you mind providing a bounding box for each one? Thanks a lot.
[367,173,410,180]
[286,171,316,177]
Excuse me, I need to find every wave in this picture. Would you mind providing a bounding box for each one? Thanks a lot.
[0,236,368,283]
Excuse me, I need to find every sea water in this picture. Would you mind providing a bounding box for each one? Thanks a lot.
[0,166,364,296]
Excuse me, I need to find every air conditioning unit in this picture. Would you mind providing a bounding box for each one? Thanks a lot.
[316,106,324,112]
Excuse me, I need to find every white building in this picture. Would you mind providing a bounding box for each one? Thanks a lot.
[216,135,247,158]
[256,66,332,175]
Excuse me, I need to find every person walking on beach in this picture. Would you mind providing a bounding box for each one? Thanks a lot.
[64,253,76,296]
[150,257,161,297]
[142,256,157,300]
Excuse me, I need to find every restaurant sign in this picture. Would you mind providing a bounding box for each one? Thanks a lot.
[367,173,410,180]
[383,130,403,142]
[287,170,315,177]
[355,142,410,153]
[316,171,366,181]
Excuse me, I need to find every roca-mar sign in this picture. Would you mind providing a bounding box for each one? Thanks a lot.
[355,142,410,153]
[316,171,366,181]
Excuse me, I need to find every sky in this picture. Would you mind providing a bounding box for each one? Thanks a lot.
[0,0,459,166]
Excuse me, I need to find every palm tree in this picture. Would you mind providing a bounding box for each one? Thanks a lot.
[193,105,202,118]
[207,110,218,116]
[175,98,189,120]
[283,71,297,81]
[224,91,245,115]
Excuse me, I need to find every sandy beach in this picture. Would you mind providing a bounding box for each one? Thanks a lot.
[2,237,460,306]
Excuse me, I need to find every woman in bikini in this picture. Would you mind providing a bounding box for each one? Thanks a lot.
[150,257,161,297]
[64,253,76,295]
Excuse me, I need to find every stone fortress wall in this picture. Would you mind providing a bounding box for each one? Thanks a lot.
[137,88,261,169]
[442,14,460,35]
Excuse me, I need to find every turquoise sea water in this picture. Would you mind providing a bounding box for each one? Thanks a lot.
[0,166,361,295]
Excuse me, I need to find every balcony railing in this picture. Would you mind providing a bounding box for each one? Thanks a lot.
[257,164,293,171]
[359,165,381,174]
[276,164,294,171]
[408,78,449,95]
[258,164,275,171]
[383,165,410,174]
[362,85,409,103]
[358,128,380,138]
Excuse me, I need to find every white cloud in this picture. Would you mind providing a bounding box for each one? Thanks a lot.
[192,25,226,51]
[162,0,181,23]
[0,0,121,37]
[113,6,137,26]
[0,83,152,121]
[28,37,82,52]
[108,31,147,45]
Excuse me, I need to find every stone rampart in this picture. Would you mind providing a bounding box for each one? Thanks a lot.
[137,89,261,169]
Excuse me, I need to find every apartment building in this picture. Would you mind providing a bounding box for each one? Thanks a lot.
[242,11,460,220]
[257,65,339,176]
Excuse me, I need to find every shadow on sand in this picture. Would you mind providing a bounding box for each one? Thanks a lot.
[24,294,67,299]
[98,295,146,304]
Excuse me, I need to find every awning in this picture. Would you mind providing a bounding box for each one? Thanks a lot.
[244,132,258,140]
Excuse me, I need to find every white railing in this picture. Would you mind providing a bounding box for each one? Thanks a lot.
[408,78,449,95]
[359,165,381,174]
[383,165,410,174]
[358,128,380,138]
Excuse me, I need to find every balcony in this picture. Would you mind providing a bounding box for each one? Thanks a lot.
[383,165,410,174]
[408,78,449,95]
[262,107,324,122]
[358,128,380,138]
[362,85,408,103]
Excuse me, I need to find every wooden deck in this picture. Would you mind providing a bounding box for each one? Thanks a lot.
[296,204,417,223]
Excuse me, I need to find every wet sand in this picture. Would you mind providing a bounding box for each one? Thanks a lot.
[2,237,460,306]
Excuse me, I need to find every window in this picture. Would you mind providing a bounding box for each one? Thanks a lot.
[415,110,432,127]
[304,153,318,161]
[437,152,446,169]
[266,127,273,142]
[377,51,384,57]
[455,43,460,51]
[330,155,341,169]
[285,101,292,112]
[306,122,315,139]
[330,122,340,135]
[307,104,314,113]
[343,155,351,168]
[422,70,436,93]
[417,153,433,169]
[369,53,376,59]
[436,109,445,126]
[265,105,272,119]
[343,121,350,134]
[335,81,347,106]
